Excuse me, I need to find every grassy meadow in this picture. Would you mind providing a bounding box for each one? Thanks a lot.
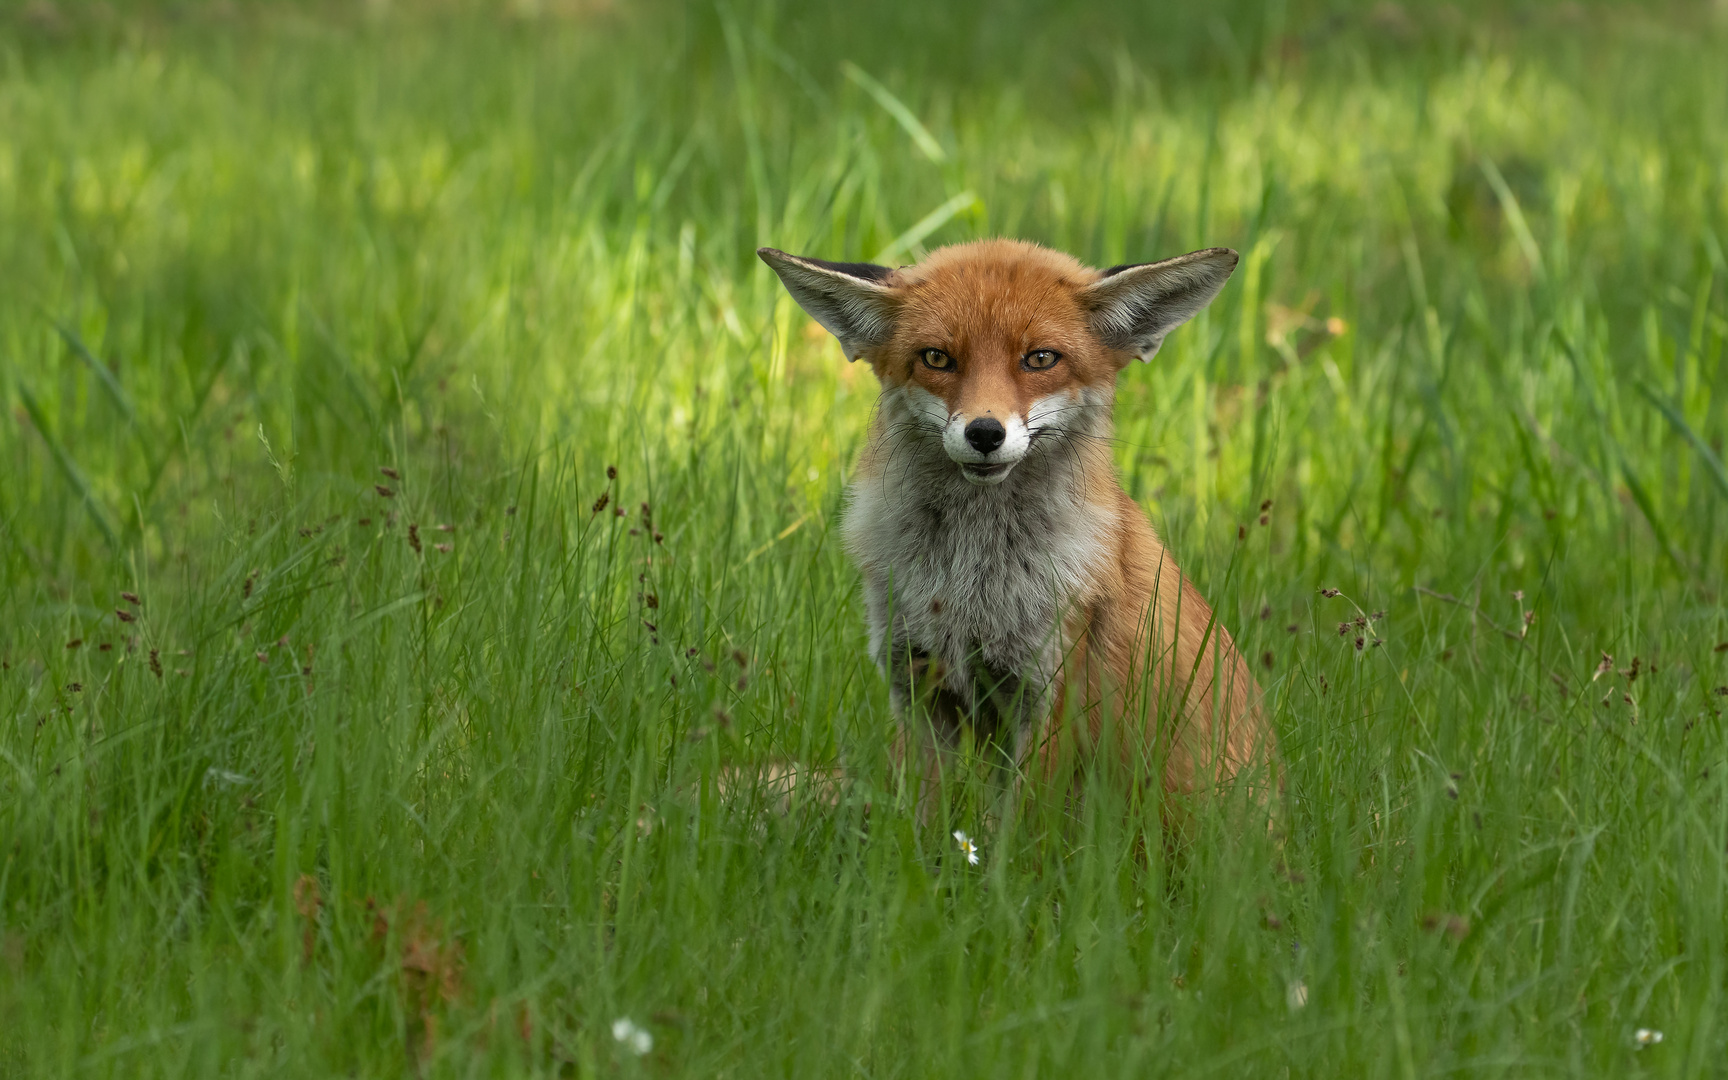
[3,0,1728,1075]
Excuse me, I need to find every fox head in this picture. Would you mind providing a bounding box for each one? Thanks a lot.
[759,239,1237,486]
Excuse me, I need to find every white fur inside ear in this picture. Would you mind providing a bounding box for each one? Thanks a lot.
[1134,337,1166,363]
[1082,248,1238,361]
[758,248,898,358]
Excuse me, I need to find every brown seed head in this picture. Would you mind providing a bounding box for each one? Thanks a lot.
[293,874,322,919]
[1421,912,1470,941]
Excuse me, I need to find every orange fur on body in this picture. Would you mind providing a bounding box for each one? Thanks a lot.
[761,239,1275,815]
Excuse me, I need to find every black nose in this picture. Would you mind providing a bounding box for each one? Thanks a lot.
[964,416,1006,454]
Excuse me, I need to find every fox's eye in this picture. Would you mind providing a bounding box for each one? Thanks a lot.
[920,349,955,371]
[1023,349,1061,371]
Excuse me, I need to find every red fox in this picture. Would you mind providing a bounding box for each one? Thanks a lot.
[759,239,1275,821]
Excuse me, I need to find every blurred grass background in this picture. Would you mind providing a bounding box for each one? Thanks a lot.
[2,0,1727,1076]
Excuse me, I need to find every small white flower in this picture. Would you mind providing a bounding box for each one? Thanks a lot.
[1286,980,1309,1010]
[1633,1028,1663,1048]
[612,1017,653,1056]
[202,767,251,788]
[952,830,979,866]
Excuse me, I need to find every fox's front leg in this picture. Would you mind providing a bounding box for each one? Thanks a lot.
[887,722,948,827]
[1009,642,1098,824]
[886,645,964,825]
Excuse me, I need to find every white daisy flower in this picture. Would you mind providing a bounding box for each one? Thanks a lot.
[611,1017,653,1056]
[952,830,979,866]
[1633,1028,1663,1048]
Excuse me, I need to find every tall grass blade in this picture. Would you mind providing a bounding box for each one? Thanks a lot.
[1479,157,1545,280]
[843,61,947,163]
[720,2,773,245]
[16,382,119,550]
[1619,455,1685,572]
[53,320,140,431]
[1637,381,1728,502]
[873,190,978,263]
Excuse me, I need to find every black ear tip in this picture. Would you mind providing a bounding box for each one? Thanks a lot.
[757,247,782,262]
[1199,248,1241,278]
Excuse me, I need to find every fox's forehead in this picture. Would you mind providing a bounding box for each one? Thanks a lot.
[892,240,1097,351]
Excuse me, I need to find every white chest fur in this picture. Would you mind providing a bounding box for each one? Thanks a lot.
[842,434,1111,696]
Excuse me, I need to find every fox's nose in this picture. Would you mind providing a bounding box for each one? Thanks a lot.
[964,417,1006,455]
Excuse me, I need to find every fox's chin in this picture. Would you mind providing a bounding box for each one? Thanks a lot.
[958,460,1017,486]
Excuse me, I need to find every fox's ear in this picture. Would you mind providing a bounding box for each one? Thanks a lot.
[757,248,899,361]
[1080,247,1238,363]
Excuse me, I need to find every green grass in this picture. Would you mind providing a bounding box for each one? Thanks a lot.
[3,1,1728,1075]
